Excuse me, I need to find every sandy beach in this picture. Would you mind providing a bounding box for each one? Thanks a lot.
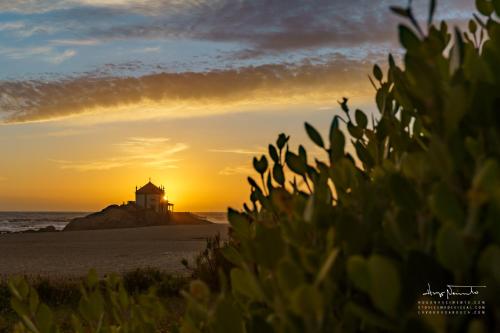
[0,224,228,278]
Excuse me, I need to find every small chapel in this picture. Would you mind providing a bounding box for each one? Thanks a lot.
[134,180,174,213]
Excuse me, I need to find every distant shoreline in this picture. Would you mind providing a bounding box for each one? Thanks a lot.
[0,211,227,234]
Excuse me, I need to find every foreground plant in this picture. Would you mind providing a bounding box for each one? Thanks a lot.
[181,1,500,332]
[8,270,167,333]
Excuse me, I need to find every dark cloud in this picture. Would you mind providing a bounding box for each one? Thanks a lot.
[0,0,474,60]
[68,0,473,58]
[86,0,398,54]
[0,55,375,123]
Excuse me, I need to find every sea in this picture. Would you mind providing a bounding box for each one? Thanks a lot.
[0,211,228,233]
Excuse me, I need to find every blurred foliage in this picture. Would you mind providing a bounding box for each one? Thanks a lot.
[181,1,500,333]
[7,0,500,332]
[5,269,186,333]
[123,268,187,298]
[182,234,234,291]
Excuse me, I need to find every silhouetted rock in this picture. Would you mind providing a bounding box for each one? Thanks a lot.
[169,212,214,225]
[63,203,212,231]
[4,225,59,234]
[36,225,57,232]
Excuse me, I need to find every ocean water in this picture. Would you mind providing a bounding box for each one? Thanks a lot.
[193,212,228,224]
[0,212,88,233]
[0,211,228,233]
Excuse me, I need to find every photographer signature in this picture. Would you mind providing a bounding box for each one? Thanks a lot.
[422,283,486,299]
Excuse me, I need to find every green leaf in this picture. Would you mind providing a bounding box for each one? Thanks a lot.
[494,0,500,15]
[79,291,104,322]
[285,151,307,175]
[399,25,420,50]
[247,176,259,189]
[390,6,410,18]
[375,88,386,113]
[368,255,400,316]
[429,183,464,225]
[347,256,370,293]
[298,145,307,163]
[373,65,383,81]
[436,224,467,271]
[10,297,29,317]
[87,269,99,288]
[355,109,368,128]
[272,164,285,186]
[7,280,21,301]
[355,142,374,168]
[36,304,54,333]
[440,20,449,34]
[330,116,339,133]
[254,225,284,269]
[277,259,304,292]
[315,248,339,286]
[118,284,129,308]
[71,315,83,333]
[290,285,323,320]
[221,245,245,267]
[469,19,477,34]
[330,128,345,161]
[268,144,279,163]
[389,173,419,210]
[330,157,357,191]
[266,172,274,192]
[476,0,494,16]
[230,268,263,301]
[388,53,396,68]
[305,122,324,148]
[473,159,500,194]
[29,288,39,314]
[453,27,465,67]
[478,245,500,283]
[428,0,436,26]
[253,155,268,174]
[347,122,363,139]
[276,133,289,150]
[228,208,251,239]
[18,313,40,333]
[12,278,29,300]
[212,299,245,333]
[346,302,397,330]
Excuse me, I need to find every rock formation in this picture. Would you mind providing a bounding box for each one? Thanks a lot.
[64,203,212,231]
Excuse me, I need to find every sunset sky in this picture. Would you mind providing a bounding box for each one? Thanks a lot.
[0,0,473,212]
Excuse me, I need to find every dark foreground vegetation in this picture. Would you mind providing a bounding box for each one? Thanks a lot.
[0,269,187,332]
[4,0,500,332]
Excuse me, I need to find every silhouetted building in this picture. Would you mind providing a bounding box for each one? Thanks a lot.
[135,180,174,213]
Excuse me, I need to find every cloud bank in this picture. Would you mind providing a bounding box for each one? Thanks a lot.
[0,55,375,123]
[0,1,473,59]
[0,1,474,124]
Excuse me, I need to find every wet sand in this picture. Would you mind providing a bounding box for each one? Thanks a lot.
[0,224,228,278]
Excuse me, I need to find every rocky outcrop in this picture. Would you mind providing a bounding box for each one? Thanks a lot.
[25,226,57,233]
[0,225,58,234]
[169,212,214,225]
[63,203,212,231]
